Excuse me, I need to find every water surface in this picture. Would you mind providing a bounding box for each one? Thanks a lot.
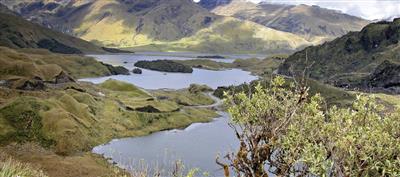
[84,53,260,176]
[81,53,258,90]
[93,113,238,176]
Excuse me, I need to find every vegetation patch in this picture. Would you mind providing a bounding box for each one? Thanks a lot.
[0,97,54,147]
[134,60,193,73]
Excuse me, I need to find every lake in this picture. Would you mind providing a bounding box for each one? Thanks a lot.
[83,53,259,176]
[81,52,258,90]
[93,112,238,176]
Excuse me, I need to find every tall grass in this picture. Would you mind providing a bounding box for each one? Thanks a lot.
[0,158,47,177]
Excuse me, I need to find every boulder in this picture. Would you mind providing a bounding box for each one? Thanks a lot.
[132,68,142,74]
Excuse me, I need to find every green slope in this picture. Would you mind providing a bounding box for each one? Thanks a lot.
[278,18,400,93]
[0,4,105,54]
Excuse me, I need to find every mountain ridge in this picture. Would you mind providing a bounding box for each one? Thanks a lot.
[0,0,316,53]
[200,0,370,42]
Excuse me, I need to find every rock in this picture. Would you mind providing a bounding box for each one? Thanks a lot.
[366,60,400,93]
[134,105,161,113]
[14,78,46,91]
[132,68,142,74]
[101,62,130,75]
[54,71,75,84]
[134,60,193,73]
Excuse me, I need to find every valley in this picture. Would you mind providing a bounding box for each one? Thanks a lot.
[0,0,399,177]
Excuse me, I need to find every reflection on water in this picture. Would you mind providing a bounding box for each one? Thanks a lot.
[79,68,257,90]
[93,113,238,176]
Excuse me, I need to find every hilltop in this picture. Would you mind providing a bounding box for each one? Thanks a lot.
[278,18,400,93]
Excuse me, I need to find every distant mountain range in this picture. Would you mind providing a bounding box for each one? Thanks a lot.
[278,18,400,93]
[0,0,370,53]
[200,0,370,42]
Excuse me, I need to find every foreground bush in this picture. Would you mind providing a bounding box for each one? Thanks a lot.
[220,76,400,176]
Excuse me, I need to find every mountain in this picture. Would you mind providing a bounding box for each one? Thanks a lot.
[200,0,370,42]
[278,18,400,93]
[0,3,107,54]
[0,0,313,53]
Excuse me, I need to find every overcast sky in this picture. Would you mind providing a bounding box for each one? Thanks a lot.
[195,0,400,20]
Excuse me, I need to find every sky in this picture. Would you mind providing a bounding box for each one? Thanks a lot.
[195,0,400,20]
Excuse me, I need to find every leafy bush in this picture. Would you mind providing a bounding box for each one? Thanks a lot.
[220,76,400,176]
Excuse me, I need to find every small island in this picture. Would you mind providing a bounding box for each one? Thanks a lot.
[134,60,193,73]
[196,55,225,59]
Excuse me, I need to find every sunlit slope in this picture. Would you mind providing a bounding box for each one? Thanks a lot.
[1,0,311,53]
[207,0,370,42]
[130,17,312,53]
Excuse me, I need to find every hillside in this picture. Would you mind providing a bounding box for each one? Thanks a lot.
[200,0,369,42]
[278,18,400,93]
[0,4,106,54]
[0,46,218,176]
[0,0,312,53]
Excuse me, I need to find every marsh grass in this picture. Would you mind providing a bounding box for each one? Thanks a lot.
[0,156,47,177]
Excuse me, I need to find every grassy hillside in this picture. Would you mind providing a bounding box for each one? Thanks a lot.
[278,18,400,93]
[0,4,105,54]
[0,46,219,176]
[128,17,312,53]
[0,47,113,82]
[207,0,369,42]
[1,0,312,53]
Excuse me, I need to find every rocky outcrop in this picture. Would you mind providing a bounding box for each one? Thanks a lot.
[134,60,193,73]
[54,71,75,84]
[101,62,130,75]
[4,77,46,91]
[132,68,143,74]
[365,60,400,93]
[133,105,161,113]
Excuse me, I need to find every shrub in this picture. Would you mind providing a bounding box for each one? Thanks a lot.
[219,76,400,176]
